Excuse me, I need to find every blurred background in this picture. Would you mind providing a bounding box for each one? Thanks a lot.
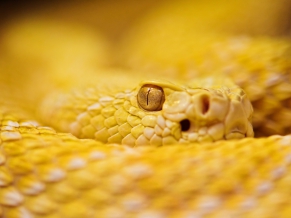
[0,0,165,113]
[0,0,162,42]
[1,0,290,40]
[0,0,290,79]
[0,0,290,64]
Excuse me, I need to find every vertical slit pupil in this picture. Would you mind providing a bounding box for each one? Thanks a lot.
[180,119,191,131]
[146,89,150,105]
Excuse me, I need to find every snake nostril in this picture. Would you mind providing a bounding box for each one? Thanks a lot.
[180,119,191,131]
[200,95,210,115]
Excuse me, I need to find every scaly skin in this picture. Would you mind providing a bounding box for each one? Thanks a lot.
[120,34,291,137]
[0,1,291,217]
[0,62,256,217]
[39,77,253,145]
[0,72,287,218]
[1,115,291,217]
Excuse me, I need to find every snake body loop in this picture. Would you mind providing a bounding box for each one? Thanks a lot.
[0,0,291,217]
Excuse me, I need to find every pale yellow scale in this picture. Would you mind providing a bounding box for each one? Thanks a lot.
[1,112,291,218]
[0,73,259,217]
[0,0,291,217]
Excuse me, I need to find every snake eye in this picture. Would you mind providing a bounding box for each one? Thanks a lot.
[137,84,165,111]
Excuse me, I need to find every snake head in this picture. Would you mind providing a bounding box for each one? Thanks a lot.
[133,78,254,145]
[40,77,253,146]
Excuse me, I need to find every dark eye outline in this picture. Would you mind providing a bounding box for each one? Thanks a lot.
[137,84,165,111]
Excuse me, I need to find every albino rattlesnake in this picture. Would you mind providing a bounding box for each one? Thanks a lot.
[0,0,291,217]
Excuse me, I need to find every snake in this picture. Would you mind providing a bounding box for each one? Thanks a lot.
[1,0,291,217]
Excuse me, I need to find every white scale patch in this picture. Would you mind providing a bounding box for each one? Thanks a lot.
[157,115,166,128]
[5,120,20,127]
[1,126,16,131]
[109,174,128,193]
[162,128,171,137]
[122,194,147,212]
[256,181,273,195]
[280,135,291,146]
[23,182,46,195]
[271,166,286,180]
[45,168,66,182]
[19,120,40,127]
[240,197,257,210]
[87,103,102,111]
[0,131,22,141]
[285,154,291,164]
[67,158,87,170]
[99,96,114,102]
[197,196,222,214]
[188,133,198,142]
[89,151,107,160]
[3,189,24,206]
[144,127,155,139]
[124,164,153,180]
[18,207,34,218]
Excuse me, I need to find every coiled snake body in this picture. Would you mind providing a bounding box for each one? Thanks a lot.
[1,1,291,217]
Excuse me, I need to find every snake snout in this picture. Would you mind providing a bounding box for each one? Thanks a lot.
[163,86,254,143]
[179,94,209,132]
